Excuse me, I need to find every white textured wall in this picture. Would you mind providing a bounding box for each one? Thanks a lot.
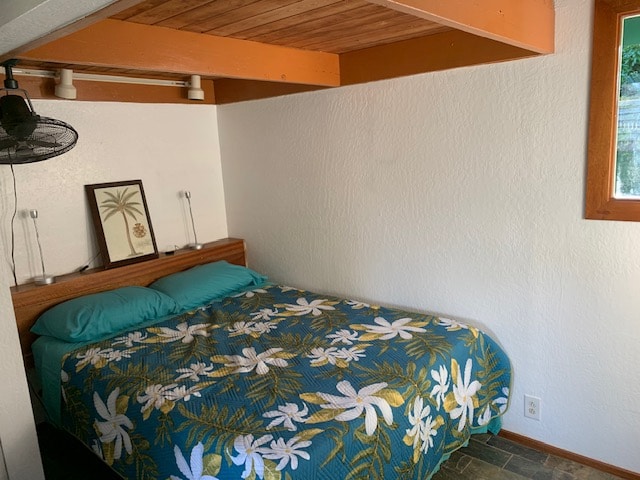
[0,100,225,479]
[0,256,43,479]
[0,101,227,284]
[219,0,640,474]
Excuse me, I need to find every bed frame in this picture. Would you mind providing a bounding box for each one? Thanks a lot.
[11,237,246,366]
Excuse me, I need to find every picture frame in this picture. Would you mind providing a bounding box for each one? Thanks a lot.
[85,180,159,269]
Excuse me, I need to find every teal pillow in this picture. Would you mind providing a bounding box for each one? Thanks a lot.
[149,261,267,310]
[31,286,180,342]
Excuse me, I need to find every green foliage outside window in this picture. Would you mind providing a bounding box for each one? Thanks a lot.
[621,44,640,88]
[616,42,640,196]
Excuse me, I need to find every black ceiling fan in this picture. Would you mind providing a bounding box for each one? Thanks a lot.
[0,60,78,164]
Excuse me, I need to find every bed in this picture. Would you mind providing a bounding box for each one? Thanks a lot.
[13,238,512,480]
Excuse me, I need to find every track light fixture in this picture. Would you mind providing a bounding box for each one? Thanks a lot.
[187,75,204,101]
[54,69,76,99]
[11,68,207,102]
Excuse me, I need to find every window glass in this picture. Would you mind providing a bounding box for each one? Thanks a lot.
[616,15,640,198]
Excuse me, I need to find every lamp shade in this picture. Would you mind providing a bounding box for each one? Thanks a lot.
[187,75,204,101]
[55,69,76,99]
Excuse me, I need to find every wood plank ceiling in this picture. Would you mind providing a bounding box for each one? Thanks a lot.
[111,0,451,54]
[3,0,556,104]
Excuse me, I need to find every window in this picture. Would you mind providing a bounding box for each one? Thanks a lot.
[586,0,640,221]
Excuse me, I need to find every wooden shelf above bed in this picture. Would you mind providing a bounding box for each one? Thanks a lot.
[12,237,246,365]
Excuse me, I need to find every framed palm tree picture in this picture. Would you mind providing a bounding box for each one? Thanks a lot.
[85,180,159,269]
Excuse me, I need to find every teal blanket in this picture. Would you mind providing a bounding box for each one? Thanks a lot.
[39,285,512,479]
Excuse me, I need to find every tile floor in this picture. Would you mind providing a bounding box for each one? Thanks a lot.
[433,434,624,480]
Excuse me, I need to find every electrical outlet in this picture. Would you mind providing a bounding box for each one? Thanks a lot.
[524,395,541,420]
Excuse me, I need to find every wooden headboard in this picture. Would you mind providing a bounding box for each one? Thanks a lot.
[11,237,246,365]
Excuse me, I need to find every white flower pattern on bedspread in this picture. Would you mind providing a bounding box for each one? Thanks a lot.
[147,322,213,343]
[170,442,220,480]
[444,358,482,432]
[93,388,133,465]
[311,381,395,436]
[59,284,511,480]
[263,403,309,431]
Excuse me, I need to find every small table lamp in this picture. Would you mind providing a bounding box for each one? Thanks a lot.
[30,209,55,285]
[184,191,203,250]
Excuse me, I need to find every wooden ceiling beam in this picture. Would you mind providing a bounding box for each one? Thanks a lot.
[17,19,341,87]
[366,0,555,54]
[213,78,327,105]
[340,29,538,86]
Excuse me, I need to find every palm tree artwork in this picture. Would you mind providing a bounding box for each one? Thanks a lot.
[99,187,145,257]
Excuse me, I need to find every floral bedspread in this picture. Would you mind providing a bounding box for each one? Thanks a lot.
[59,285,511,480]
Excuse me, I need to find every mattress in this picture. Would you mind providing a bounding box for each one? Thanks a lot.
[33,284,512,479]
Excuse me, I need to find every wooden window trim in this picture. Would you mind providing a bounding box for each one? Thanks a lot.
[586,0,640,221]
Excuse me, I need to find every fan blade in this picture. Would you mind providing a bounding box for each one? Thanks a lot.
[15,144,34,156]
[0,138,18,150]
[28,139,61,148]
